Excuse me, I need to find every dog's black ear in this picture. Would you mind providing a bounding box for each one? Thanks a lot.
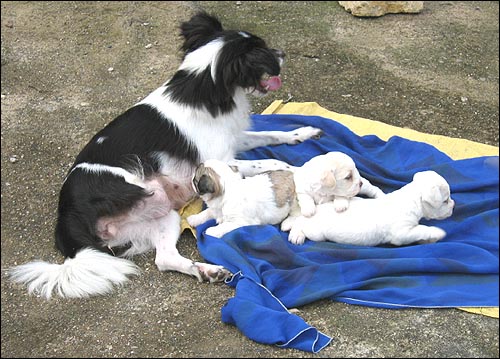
[180,12,223,53]
[220,42,281,92]
[197,174,217,195]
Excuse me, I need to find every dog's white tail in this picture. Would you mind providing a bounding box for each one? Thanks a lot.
[8,248,140,299]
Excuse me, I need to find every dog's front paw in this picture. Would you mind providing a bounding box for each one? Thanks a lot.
[300,202,317,217]
[371,187,386,199]
[334,198,349,213]
[205,226,225,238]
[288,228,306,245]
[194,262,232,283]
[288,126,323,144]
[187,214,204,228]
[420,227,447,243]
[359,178,386,199]
[281,216,296,232]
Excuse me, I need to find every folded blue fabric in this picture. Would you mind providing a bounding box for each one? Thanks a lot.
[196,114,499,353]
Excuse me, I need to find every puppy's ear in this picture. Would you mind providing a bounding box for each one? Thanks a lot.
[197,174,219,196]
[413,171,426,182]
[180,12,223,53]
[320,170,337,188]
[421,184,445,208]
[229,165,239,173]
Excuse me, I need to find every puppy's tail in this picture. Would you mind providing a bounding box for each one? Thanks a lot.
[8,248,140,299]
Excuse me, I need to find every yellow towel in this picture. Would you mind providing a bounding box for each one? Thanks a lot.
[263,100,498,160]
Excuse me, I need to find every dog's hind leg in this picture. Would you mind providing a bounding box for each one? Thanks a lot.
[391,225,447,246]
[152,210,231,282]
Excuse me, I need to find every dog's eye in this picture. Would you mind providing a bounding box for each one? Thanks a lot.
[443,197,450,204]
[345,173,352,180]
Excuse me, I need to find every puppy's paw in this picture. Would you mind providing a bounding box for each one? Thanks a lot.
[420,227,447,243]
[288,126,323,144]
[368,187,386,199]
[359,178,385,199]
[281,216,296,232]
[187,214,204,228]
[300,202,316,217]
[205,226,225,238]
[194,262,232,283]
[288,228,306,245]
[334,198,349,213]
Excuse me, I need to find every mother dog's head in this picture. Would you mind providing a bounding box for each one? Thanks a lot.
[166,12,284,116]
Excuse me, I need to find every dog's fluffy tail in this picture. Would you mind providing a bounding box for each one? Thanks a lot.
[8,248,140,299]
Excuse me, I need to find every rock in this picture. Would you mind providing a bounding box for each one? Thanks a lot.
[338,1,424,17]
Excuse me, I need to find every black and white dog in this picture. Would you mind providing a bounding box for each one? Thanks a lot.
[9,12,321,299]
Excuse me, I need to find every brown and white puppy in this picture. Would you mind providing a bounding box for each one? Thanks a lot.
[187,159,297,238]
[286,170,455,246]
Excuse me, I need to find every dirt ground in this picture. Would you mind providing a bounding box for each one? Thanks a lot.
[1,1,498,358]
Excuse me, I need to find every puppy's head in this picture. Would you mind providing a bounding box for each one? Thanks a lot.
[305,152,362,197]
[192,159,240,201]
[413,171,455,220]
[178,12,284,97]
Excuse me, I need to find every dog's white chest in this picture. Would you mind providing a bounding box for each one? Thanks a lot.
[141,87,250,162]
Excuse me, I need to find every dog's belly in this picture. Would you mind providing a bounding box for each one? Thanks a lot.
[154,175,195,210]
[96,176,194,241]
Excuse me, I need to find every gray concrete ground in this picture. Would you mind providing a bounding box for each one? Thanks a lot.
[1,1,498,357]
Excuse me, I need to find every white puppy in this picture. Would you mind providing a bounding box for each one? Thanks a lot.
[293,151,384,216]
[187,159,297,238]
[287,171,455,246]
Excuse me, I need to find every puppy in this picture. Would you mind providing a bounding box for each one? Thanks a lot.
[187,159,296,238]
[281,151,384,231]
[189,153,382,238]
[286,171,455,246]
[293,151,373,216]
[8,12,322,299]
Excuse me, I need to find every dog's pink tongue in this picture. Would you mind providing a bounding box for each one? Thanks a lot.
[261,76,282,91]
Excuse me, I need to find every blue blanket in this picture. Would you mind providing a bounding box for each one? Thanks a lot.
[196,114,499,353]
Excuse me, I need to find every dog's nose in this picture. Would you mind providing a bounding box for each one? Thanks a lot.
[359,181,363,188]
